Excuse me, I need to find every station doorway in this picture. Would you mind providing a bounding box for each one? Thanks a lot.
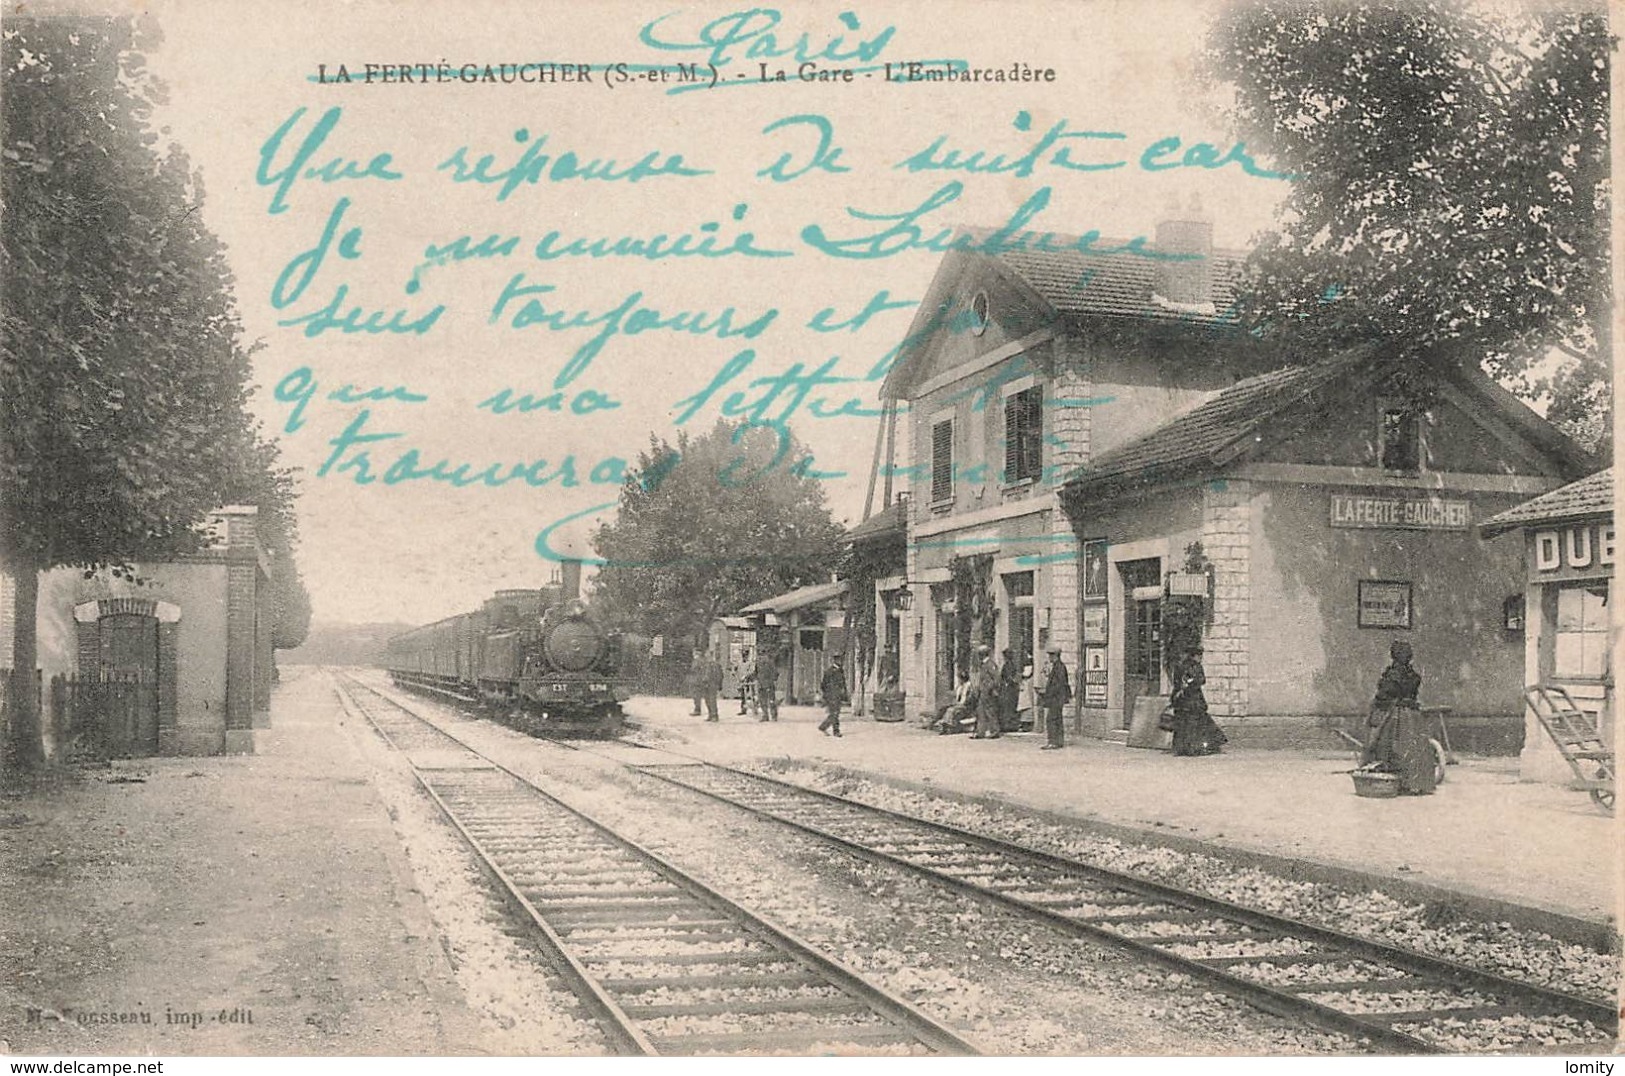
[1119,558,1163,730]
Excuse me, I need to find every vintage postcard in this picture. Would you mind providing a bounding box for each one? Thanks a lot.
[1,0,1617,1062]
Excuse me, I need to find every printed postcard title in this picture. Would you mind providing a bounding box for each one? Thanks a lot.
[255,8,1291,563]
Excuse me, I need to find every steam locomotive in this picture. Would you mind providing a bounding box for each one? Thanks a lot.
[385,560,631,736]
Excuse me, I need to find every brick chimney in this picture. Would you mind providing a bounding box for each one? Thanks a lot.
[1152,194,1214,307]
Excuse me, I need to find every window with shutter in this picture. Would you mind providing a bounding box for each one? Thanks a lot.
[1378,401,1424,474]
[931,419,953,503]
[1004,386,1044,482]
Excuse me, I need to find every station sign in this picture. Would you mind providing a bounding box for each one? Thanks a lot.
[1526,521,1614,582]
[1329,494,1471,530]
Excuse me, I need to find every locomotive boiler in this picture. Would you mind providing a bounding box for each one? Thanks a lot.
[385,560,630,736]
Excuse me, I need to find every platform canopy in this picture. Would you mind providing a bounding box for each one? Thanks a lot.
[1480,468,1613,538]
[739,580,849,616]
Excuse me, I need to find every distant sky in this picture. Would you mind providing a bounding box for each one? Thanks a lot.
[138,0,1292,623]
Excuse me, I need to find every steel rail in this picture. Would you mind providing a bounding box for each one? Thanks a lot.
[631,760,1616,1053]
[333,675,657,1055]
[333,673,979,1056]
[630,761,1429,1053]
[649,760,1618,1019]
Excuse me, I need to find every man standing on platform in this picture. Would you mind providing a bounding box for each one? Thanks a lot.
[971,644,1002,739]
[699,650,724,722]
[756,646,780,722]
[688,651,705,717]
[818,655,848,737]
[1038,646,1071,750]
[737,648,755,716]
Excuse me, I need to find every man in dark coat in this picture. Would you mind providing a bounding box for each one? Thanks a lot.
[699,650,724,722]
[817,656,848,737]
[737,649,755,716]
[688,652,705,716]
[1038,646,1071,750]
[756,647,779,722]
[971,644,1002,739]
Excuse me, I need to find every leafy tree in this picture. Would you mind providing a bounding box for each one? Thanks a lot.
[218,427,312,651]
[591,421,848,642]
[1203,2,1612,450]
[1,16,294,770]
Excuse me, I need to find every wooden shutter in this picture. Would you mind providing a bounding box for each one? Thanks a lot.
[1021,386,1043,479]
[1004,395,1020,482]
[931,419,953,502]
[1005,387,1044,482]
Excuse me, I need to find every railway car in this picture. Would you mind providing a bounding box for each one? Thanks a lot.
[385,561,631,736]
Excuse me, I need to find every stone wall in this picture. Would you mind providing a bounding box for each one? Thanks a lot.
[1201,479,1252,718]
[1048,340,1092,722]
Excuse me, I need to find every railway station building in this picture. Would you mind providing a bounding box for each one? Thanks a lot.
[880,205,1262,727]
[879,204,1593,750]
[738,580,849,705]
[1058,351,1590,748]
[0,506,274,757]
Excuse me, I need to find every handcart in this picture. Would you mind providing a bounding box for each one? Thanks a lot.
[1524,685,1615,812]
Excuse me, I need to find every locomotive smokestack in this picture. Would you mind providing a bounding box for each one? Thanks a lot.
[560,559,582,600]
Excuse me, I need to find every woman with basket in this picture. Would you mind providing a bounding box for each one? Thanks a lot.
[1360,640,1437,796]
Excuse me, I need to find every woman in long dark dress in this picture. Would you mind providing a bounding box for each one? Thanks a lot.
[1170,650,1227,756]
[999,647,1021,732]
[1362,640,1436,795]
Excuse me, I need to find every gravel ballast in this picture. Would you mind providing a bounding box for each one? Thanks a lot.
[747,760,1617,1004]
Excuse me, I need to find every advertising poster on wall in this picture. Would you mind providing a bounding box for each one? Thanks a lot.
[1083,644,1108,706]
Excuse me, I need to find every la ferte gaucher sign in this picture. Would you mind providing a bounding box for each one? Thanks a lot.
[1329,494,1471,531]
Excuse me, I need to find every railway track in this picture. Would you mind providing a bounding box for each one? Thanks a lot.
[630,760,1618,1054]
[331,674,977,1057]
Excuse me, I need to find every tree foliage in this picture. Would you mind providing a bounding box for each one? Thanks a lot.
[1203,2,1612,449]
[591,421,847,641]
[2,16,307,767]
[218,428,312,651]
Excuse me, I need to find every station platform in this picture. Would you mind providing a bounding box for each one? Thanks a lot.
[0,667,487,1055]
[624,694,1621,939]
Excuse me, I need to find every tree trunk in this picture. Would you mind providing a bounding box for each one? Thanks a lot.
[5,565,45,776]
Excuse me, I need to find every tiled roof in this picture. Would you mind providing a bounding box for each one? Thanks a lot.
[1480,469,1613,536]
[881,228,1250,402]
[847,501,907,544]
[1065,350,1376,497]
[993,241,1246,325]
[739,579,848,615]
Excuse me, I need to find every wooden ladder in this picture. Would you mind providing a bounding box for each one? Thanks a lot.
[1523,684,1615,812]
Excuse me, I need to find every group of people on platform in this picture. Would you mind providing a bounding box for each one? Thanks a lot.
[931,645,1074,749]
[689,633,1429,796]
[690,643,850,733]
[688,646,781,723]
[927,643,1225,758]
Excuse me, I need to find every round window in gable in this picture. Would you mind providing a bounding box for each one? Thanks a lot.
[971,291,991,336]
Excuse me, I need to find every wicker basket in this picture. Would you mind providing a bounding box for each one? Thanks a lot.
[1352,771,1400,798]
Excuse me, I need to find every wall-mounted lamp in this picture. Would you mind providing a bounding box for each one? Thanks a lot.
[896,588,914,612]
[1503,594,1525,633]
